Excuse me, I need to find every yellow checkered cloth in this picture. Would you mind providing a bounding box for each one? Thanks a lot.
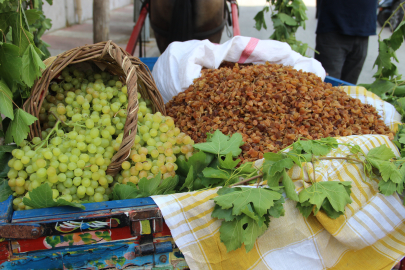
[152,87,405,270]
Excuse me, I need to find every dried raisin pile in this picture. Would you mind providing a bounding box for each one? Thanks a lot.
[166,63,393,162]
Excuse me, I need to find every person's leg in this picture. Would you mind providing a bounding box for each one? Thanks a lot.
[314,32,348,80]
[340,36,369,84]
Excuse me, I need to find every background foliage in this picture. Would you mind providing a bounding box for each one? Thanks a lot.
[0,0,52,145]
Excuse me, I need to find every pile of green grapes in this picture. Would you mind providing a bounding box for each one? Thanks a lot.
[114,110,195,185]
[7,66,194,211]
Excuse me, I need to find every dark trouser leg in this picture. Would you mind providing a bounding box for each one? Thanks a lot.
[314,33,348,80]
[340,36,369,84]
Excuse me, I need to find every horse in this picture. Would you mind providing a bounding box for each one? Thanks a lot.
[148,0,230,53]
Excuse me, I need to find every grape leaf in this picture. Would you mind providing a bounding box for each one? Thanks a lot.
[5,108,37,145]
[212,204,236,222]
[138,173,162,197]
[268,158,294,176]
[0,42,23,88]
[219,215,269,253]
[263,152,283,161]
[253,6,269,31]
[219,152,240,169]
[378,179,397,196]
[180,165,194,191]
[213,187,282,217]
[112,183,140,200]
[367,144,396,161]
[202,167,229,179]
[374,40,392,71]
[298,181,352,217]
[281,170,299,201]
[368,79,396,96]
[21,44,46,87]
[0,145,15,178]
[155,175,179,195]
[193,130,244,157]
[0,78,14,120]
[321,200,344,219]
[268,196,285,218]
[278,13,297,26]
[24,9,42,25]
[293,138,337,156]
[388,21,405,51]
[0,179,12,202]
[242,215,269,252]
[296,200,313,218]
[219,216,245,252]
[379,161,402,183]
[23,184,85,210]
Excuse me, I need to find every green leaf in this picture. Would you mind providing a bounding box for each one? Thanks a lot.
[293,138,337,156]
[21,44,46,87]
[5,108,37,145]
[378,179,397,196]
[268,196,285,218]
[281,170,299,201]
[0,78,14,120]
[138,173,162,197]
[23,184,85,209]
[202,167,229,179]
[0,42,23,88]
[46,0,53,4]
[213,187,282,217]
[368,144,396,161]
[155,175,179,195]
[263,152,283,161]
[268,158,294,176]
[0,179,13,202]
[24,9,42,25]
[219,217,245,252]
[112,183,140,200]
[180,165,194,191]
[212,204,236,222]
[0,145,15,178]
[388,21,405,51]
[278,13,297,26]
[298,181,352,217]
[374,40,392,71]
[253,7,269,31]
[193,130,244,157]
[219,152,240,169]
[321,199,344,219]
[296,200,313,218]
[242,216,268,252]
[368,79,396,96]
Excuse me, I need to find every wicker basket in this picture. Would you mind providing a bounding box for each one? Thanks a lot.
[23,41,166,176]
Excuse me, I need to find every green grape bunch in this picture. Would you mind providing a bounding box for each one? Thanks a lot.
[114,110,195,186]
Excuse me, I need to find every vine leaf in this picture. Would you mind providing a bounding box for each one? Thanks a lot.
[281,170,299,201]
[298,181,352,218]
[21,44,46,87]
[278,13,297,26]
[0,78,14,120]
[5,108,38,146]
[23,183,85,210]
[219,152,240,169]
[0,180,13,202]
[0,42,23,88]
[193,129,244,157]
[213,187,282,218]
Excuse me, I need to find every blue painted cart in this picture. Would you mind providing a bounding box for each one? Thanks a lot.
[0,57,353,270]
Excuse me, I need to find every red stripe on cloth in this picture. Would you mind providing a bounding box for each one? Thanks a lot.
[238,38,259,63]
